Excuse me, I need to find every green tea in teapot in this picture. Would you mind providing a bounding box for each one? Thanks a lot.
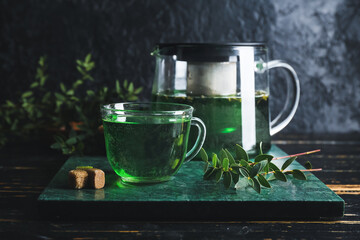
[152,90,270,155]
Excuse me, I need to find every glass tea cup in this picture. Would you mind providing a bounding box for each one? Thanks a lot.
[101,102,206,183]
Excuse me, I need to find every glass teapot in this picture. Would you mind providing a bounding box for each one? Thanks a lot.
[151,43,300,155]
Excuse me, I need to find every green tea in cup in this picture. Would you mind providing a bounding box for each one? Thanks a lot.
[101,102,206,184]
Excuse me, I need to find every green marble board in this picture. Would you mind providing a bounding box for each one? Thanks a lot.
[38,145,344,220]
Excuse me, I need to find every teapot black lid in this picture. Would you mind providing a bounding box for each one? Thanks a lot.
[154,43,266,62]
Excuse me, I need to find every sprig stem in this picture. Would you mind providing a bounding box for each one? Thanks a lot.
[272,149,321,160]
[263,168,323,175]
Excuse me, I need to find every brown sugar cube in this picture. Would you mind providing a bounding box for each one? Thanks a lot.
[68,169,88,189]
[78,168,105,189]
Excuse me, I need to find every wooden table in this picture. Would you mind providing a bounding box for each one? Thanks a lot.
[1,134,359,239]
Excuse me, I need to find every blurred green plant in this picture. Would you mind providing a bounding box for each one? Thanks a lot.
[0,54,143,155]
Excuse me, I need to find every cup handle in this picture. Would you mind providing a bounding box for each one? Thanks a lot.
[265,60,300,136]
[184,117,206,163]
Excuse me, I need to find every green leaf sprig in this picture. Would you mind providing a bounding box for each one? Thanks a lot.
[201,145,321,193]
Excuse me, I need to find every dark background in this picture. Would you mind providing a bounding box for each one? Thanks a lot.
[0,0,359,133]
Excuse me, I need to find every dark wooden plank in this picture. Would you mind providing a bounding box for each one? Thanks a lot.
[306,172,360,185]
[296,156,360,169]
[0,134,359,239]
[0,197,358,239]
[273,143,360,156]
[1,218,360,240]
[274,133,360,142]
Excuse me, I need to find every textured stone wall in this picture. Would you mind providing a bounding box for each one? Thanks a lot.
[0,0,359,133]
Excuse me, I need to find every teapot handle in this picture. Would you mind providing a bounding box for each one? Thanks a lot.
[266,60,300,135]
